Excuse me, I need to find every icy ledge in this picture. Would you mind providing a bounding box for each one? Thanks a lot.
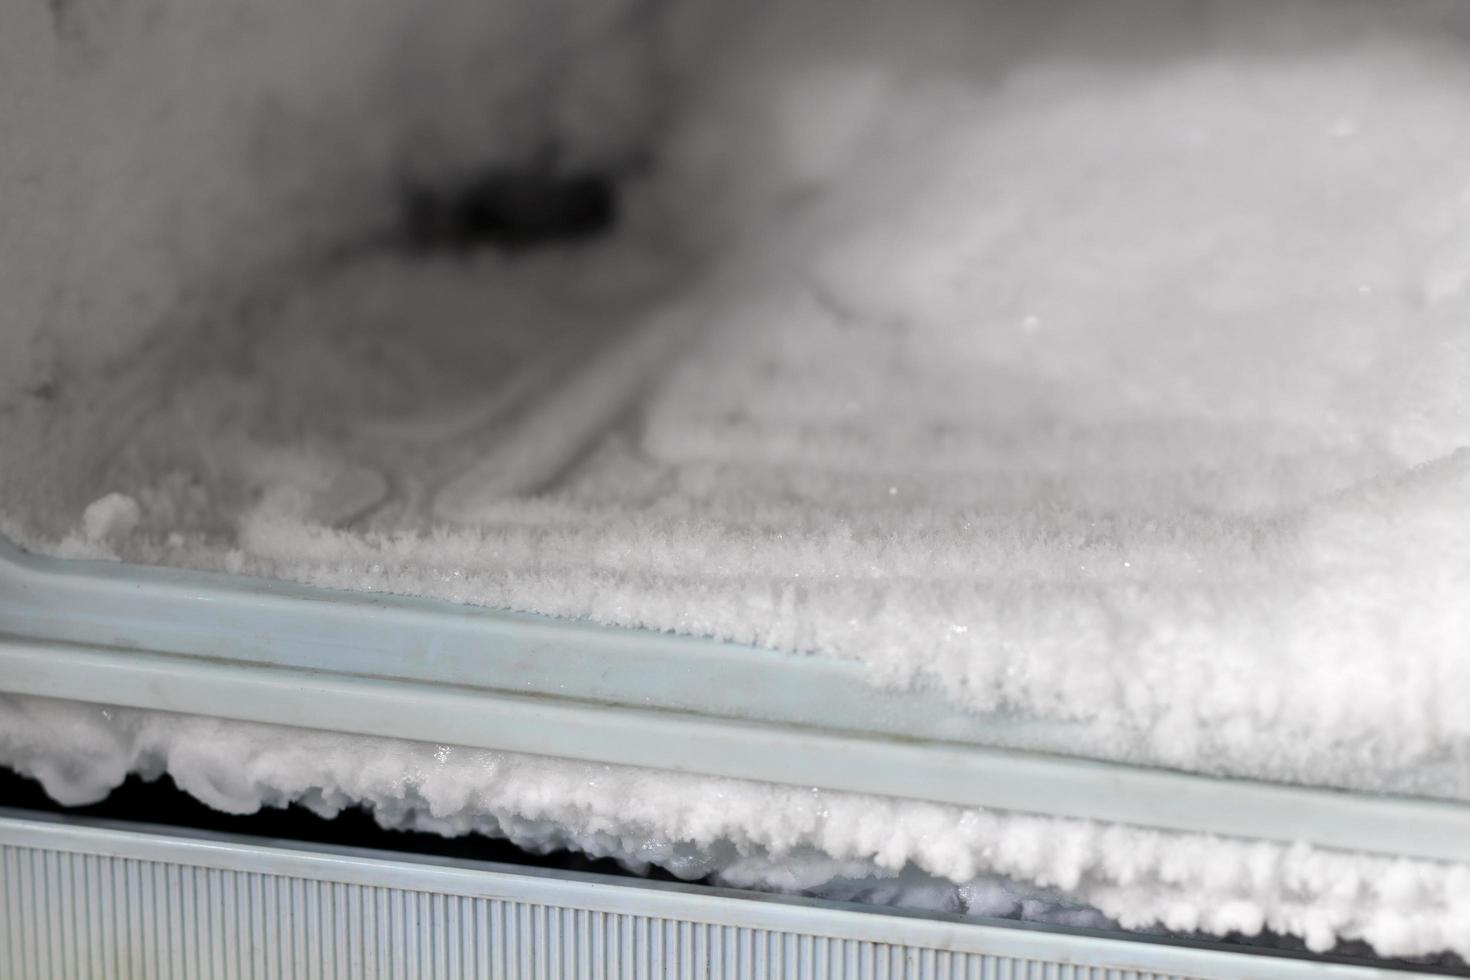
[2,693,1468,960]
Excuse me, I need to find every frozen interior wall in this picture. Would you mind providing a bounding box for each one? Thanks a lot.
[0,0,713,529]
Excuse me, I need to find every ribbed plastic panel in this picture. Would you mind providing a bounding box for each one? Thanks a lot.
[0,810,1429,980]
[0,847,1142,980]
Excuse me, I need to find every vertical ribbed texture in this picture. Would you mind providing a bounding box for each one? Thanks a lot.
[0,842,1206,979]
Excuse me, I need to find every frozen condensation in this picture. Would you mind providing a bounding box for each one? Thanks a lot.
[5,0,1470,960]
[6,694,1470,958]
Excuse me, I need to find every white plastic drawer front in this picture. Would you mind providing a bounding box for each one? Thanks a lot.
[0,811,1431,980]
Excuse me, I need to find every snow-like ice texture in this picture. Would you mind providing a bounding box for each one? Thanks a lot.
[14,0,1470,795]
[7,0,1470,959]
[0,0,707,522]
[7,693,1470,959]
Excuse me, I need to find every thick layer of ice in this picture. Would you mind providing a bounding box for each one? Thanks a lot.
[0,0,706,527]
[7,693,1470,959]
[15,0,1470,794]
[5,0,1470,960]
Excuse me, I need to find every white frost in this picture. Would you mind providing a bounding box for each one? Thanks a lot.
[5,0,1470,961]
[5,694,1470,958]
[81,493,141,544]
[20,0,1469,796]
